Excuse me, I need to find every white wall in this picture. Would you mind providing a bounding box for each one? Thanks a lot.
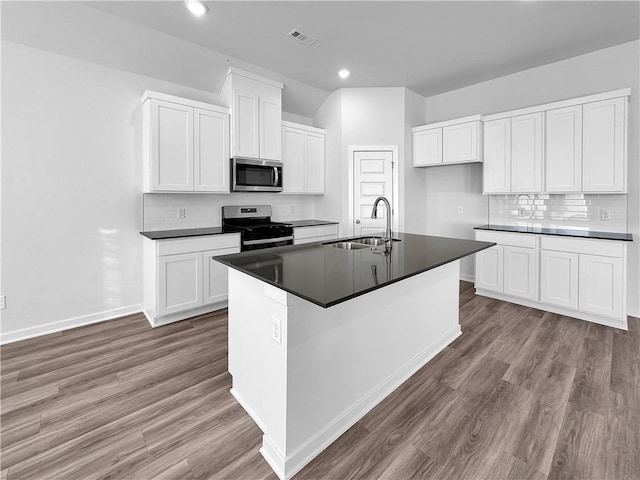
[403,89,428,234]
[423,40,640,314]
[0,41,317,343]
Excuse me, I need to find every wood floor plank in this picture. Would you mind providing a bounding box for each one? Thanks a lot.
[2,281,638,480]
[568,337,612,416]
[508,359,576,475]
[548,402,607,480]
[604,386,640,480]
[208,450,277,480]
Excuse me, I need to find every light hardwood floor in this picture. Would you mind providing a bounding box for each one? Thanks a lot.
[1,282,639,479]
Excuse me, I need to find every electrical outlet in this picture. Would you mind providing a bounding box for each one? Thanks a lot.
[271,317,282,344]
[518,207,527,217]
[290,205,295,214]
[456,206,464,214]
[177,208,185,219]
[0,295,6,310]
[601,209,611,221]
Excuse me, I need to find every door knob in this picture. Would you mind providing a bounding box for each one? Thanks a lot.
[355,219,361,224]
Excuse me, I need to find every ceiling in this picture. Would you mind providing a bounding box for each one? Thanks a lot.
[86,1,640,97]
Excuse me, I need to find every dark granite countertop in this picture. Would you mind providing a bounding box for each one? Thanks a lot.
[285,219,339,228]
[140,227,228,240]
[214,232,494,308]
[474,224,633,242]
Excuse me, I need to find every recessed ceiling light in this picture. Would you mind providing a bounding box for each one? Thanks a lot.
[338,69,350,79]
[185,0,208,17]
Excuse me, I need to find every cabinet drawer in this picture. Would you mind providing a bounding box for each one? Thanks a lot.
[540,236,623,258]
[157,234,241,256]
[293,225,338,240]
[475,230,536,248]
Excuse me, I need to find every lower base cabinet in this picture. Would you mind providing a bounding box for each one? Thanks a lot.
[540,249,579,309]
[143,233,241,326]
[475,230,628,329]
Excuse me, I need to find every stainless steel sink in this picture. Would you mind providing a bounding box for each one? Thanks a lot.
[330,241,370,250]
[354,237,386,246]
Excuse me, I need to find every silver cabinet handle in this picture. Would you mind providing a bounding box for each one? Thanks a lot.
[355,219,361,224]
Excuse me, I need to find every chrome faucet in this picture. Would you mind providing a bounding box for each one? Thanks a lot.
[371,196,392,246]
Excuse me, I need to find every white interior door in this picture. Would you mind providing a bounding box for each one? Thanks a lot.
[352,150,394,237]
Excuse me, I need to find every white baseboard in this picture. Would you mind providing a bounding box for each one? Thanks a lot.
[475,289,628,330]
[459,273,474,283]
[260,325,462,480]
[0,304,142,344]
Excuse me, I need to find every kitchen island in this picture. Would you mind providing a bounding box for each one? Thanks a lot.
[215,232,493,480]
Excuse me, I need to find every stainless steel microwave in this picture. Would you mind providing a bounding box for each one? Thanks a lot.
[231,158,283,192]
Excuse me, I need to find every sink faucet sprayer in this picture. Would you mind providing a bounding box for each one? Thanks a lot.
[371,196,392,249]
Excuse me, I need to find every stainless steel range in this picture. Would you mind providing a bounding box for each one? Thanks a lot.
[222,205,293,251]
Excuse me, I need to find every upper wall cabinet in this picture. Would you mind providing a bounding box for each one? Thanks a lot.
[482,88,629,195]
[142,91,230,193]
[281,121,325,194]
[220,68,283,161]
[483,112,543,194]
[412,115,483,167]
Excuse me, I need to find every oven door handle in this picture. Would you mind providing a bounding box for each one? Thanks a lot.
[243,235,293,246]
[273,167,279,188]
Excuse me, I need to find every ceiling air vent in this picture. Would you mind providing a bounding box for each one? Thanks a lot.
[287,29,318,46]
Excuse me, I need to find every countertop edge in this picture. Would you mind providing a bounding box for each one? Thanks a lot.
[215,240,495,309]
[474,225,633,242]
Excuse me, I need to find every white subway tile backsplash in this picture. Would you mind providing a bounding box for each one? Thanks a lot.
[142,193,317,231]
[489,194,628,232]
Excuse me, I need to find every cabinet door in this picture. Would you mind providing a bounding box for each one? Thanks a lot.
[260,94,282,160]
[281,126,305,193]
[443,121,478,164]
[305,131,325,193]
[203,248,240,305]
[511,112,543,193]
[545,105,582,192]
[579,254,623,319]
[483,118,511,193]
[158,252,203,316]
[232,89,260,158]
[582,97,626,193]
[194,109,230,192]
[475,245,503,292]
[540,250,578,309]
[413,128,442,166]
[503,246,537,300]
[150,99,193,191]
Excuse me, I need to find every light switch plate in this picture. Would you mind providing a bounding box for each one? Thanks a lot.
[272,317,282,344]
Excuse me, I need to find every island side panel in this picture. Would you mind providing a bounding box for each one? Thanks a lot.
[227,268,288,452]
[282,260,461,477]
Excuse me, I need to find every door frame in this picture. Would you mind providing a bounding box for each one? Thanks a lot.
[348,145,399,237]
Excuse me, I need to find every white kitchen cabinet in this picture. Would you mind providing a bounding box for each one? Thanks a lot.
[293,224,339,245]
[476,230,628,329]
[579,254,623,319]
[146,98,194,192]
[540,250,579,309]
[142,91,230,193]
[582,97,626,193]
[503,245,537,300]
[442,121,480,164]
[143,234,241,327]
[158,252,203,316]
[412,115,482,167]
[413,128,442,166]
[511,112,543,193]
[221,68,283,161]
[474,244,503,293]
[281,122,325,194]
[545,105,583,193]
[203,247,239,305]
[483,118,511,193]
[194,108,230,192]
